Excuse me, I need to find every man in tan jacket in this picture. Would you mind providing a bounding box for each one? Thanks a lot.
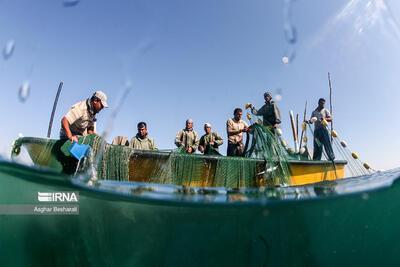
[175,119,199,153]
[60,91,108,142]
[130,122,157,150]
[199,123,224,154]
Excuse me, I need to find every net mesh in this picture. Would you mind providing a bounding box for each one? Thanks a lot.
[12,124,292,188]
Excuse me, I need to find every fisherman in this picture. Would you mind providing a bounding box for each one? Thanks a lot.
[199,123,224,154]
[227,108,249,156]
[130,122,157,150]
[175,119,200,153]
[60,91,108,142]
[306,98,335,161]
[249,91,281,132]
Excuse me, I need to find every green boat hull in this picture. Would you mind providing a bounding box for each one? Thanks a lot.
[1,160,400,266]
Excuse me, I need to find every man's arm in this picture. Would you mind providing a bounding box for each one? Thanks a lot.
[249,104,263,116]
[151,138,158,150]
[191,132,200,151]
[213,133,224,146]
[324,110,333,122]
[227,120,247,136]
[199,136,205,153]
[174,130,184,147]
[61,117,78,143]
[274,103,281,126]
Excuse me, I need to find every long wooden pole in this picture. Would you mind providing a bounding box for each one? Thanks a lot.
[47,82,63,138]
[299,100,307,148]
[289,110,298,152]
[328,72,333,141]
[296,113,299,142]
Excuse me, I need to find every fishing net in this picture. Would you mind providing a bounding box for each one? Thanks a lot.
[12,124,292,187]
[245,123,291,185]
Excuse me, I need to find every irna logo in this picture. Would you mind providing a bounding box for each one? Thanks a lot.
[38,192,79,202]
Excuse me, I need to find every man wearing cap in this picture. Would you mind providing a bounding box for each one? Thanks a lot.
[249,92,281,132]
[130,122,158,150]
[199,123,224,154]
[227,108,249,156]
[60,91,108,143]
[306,98,335,161]
[175,119,200,153]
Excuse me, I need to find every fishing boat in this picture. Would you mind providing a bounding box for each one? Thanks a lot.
[11,133,347,187]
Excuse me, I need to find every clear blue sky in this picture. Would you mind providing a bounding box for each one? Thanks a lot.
[1,0,400,171]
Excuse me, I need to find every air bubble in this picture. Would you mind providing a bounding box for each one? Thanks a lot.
[18,81,30,103]
[3,40,15,60]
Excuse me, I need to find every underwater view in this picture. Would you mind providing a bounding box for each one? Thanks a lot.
[1,0,400,266]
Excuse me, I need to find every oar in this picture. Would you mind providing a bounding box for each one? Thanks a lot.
[47,82,63,138]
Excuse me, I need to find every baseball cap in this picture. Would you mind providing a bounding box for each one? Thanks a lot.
[93,91,109,108]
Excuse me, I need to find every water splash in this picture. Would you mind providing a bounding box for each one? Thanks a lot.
[3,40,15,60]
[281,47,296,64]
[283,23,297,44]
[283,0,297,44]
[282,0,297,65]
[18,81,30,103]
[87,81,133,184]
[63,0,80,7]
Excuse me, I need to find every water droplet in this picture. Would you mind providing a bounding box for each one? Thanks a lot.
[18,81,30,103]
[361,193,369,200]
[282,47,296,64]
[283,23,297,44]
[283,0,297,44]
[63,0,80,7]
[274,88,283,101]
[18,133,24,138]
[3,39,15,60]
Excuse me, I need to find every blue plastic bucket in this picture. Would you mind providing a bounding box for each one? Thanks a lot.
[69,142,90,160]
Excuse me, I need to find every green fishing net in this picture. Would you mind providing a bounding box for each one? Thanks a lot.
[12,125,292,187]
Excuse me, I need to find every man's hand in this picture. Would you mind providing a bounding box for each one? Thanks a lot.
[199,146,204,153]
[181,142,185,147]
[209,141,215,146]
[273,124,278,128]
[70,135,78,143]
[242,127,249,132]
[187,147,193,153]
